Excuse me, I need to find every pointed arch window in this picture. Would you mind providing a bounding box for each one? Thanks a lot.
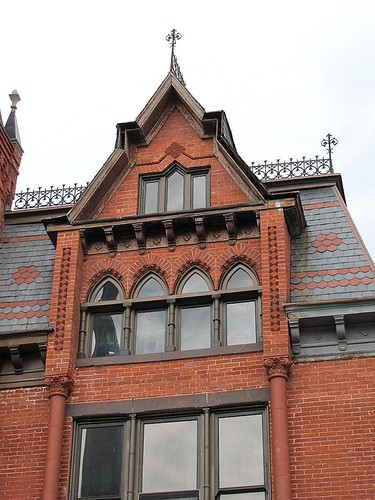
[132,274,168,355]
[140,164,209,214]
[221,265,260,346]
[81,278,124,358]
[79,264,261,359]
[177,270,213,351]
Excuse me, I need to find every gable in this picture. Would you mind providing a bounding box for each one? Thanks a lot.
[97,108,261,220]
[68,74,267,224]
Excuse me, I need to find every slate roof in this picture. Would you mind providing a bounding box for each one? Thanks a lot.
[0,222,55,332]
[290,186,375,302]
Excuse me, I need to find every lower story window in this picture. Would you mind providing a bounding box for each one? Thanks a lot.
[71,408,269,499]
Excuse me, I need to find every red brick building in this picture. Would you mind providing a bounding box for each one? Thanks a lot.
[0,76,374,500]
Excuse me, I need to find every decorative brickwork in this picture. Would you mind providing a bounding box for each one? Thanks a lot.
[54,247,71,351]
[165,141,185,158]
[90,268,123,285]
[268,226,280,331]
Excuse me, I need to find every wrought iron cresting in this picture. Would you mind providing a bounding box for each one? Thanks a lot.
[249,156,333,181]
[13,183,89,210]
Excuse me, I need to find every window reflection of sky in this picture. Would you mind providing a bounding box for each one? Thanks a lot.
[142,420,197,493]
[138,278,165,297]
[181,305,211,350]
[219,414,264,488]
[181,273,209,294]
[226,302,256,345]
[135,310,166,354]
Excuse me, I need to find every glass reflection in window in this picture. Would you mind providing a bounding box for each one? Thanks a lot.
[94,281,121,302]
[181,305,211,350]
[192,175,207,209]
[226,268,255,289]
[78,425,123,498]
[142,420,197,493]
[181,272,209,294]
[138,277,165,298]
[226,301,256,345]
[91,313,122,357]
[144,181,159,214]
[219,414,264,488]
[135,310,166,354]
[167,171,184,212]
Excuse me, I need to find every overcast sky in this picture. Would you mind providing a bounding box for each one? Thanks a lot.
[1,0,374,259]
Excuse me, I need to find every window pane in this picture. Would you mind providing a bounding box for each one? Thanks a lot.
[219,414,264,488]
[226,302,256,345]
[91,313,122,357]
[181,305,211,350]
[144,181,159,214]
[219,494,266,500]
[94,281,121,301]
[78,425,123,498]
[192,175,207,209]
[142,420,197,493]
[181,273,209,294]
[138,277,165,297]
[167,171,184,211]
[226,269,255,289]
[136,310,166,354]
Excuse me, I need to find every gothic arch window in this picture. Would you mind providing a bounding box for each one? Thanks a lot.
[79,265,261,359]
[176,269,213,350]
[131,274,169,355]
[81,277,124,358]
[220,264,261,346]
[139,164,209,214]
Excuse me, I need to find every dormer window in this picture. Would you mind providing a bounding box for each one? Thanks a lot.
[140,164,209,214]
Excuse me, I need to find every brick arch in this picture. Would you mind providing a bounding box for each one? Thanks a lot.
[216,244,262,288]
[129,254,171,292]
[172,248,216,292]
[82,257,128,301]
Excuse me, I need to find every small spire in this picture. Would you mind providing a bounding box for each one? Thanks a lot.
[5,90,22,148]
[165,29,186,86]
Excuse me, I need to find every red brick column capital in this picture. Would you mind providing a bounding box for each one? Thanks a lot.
[263,355,292,380]
[45,373,74,398]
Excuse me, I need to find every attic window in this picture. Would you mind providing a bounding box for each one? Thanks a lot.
[139,164,209,214]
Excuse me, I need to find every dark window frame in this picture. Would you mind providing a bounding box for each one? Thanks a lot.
[70,407,269,500]
[80,265,262,359]
[139,164,210,215]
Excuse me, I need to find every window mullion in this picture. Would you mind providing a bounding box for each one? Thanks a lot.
[203,408,210,500]
[127,414,136,500]
[122,304,132,354]
[166,299,176,351]
[78,309,87,358]
[212,296,221,347]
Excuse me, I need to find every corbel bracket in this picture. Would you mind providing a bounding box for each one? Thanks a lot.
[224,213,237,245]
[288,313,301,354]
[194,217,206,249]
[103,226,117,255]
[334,315,347,351]
[163,220,176,252]
[79,229,88,255]
[9,346,23,374]
[133,223,146,255]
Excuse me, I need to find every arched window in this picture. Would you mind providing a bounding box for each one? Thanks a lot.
[140,164,209,214]
[82,278,124,358]
[176,270,213,351]
[79,264,261,359]
[221,265,260,346]
[132,274,168,355]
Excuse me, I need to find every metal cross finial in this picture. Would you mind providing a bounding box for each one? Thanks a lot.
[165,29,186,86]
[321,133,338,172]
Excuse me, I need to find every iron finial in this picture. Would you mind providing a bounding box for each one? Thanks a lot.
[321,133,338,172]
[165,29,186,86]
